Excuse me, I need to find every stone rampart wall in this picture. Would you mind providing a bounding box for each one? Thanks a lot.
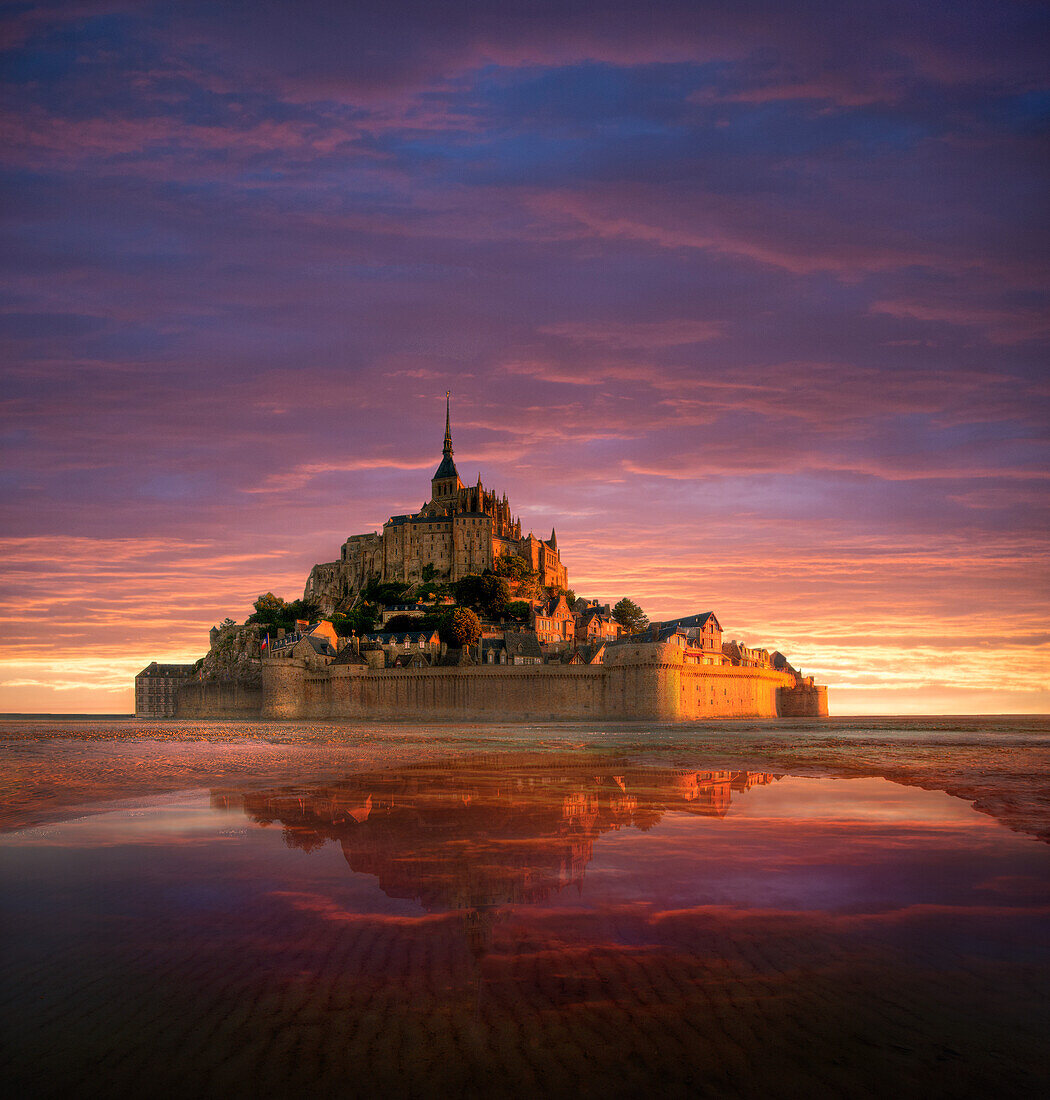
[262,660,308,718]
[176,680,263,718]
[777,684,830,717]
[678,663,792,719]
[272,663,607,720]
[259,643,804,721]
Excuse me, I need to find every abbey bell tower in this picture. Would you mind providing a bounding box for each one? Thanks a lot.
[431,391,464,501]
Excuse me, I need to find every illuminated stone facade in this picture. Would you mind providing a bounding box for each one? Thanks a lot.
[306,397,567,613]
[258,641,822,721]
[134,662,195,717]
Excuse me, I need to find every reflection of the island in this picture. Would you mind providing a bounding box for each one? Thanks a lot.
[213,755,779,913]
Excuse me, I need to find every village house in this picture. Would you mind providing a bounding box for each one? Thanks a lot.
[358,628,443,665]
[532,593,575,646]
[134,662,196,717]
[558,642,607,665]
[723,640,774,668]
[378,602,428,625]
[502,631,544,665]
[576,606,622,643]
[264,620,341,660]
[267,630,338,667]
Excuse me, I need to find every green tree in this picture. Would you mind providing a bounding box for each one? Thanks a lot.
[483,575,511,617]
[246,593,320,632]
[363,580,413,606]
[452,573,510,618]
[515,572,538,599]
[612,597,649,635]
[248,592,287,625]
[546,586,575,603]
[285,598,319,623]
[493,555,529,579]
[452,573,485,609]
[493,555,540,598]
[384,613,424,633]
[441,607,482,648]
[330,606,379,637]
[504,600,530,622]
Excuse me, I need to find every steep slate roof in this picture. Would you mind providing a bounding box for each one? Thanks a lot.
[332,646,368,666]
[437,647,475,666]
[433,454,459,480]
[503,631,543,659]
[392,651,433,668]
[559,643,605,664]
[612,623,709,646]
[653,624,702,645]
[361,630,440,645]
[137,662,195,677]
[658,612,721,632]
[539,594,571,617]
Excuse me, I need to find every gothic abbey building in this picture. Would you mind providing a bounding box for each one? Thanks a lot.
[305,399,567,613]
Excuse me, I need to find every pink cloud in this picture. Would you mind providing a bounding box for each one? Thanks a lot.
[871,298,1050,345]
[539,319,724,349]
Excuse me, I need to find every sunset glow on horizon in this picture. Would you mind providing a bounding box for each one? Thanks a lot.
[1,1,1048,714]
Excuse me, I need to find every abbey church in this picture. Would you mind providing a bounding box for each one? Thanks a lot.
[305,397,568,613]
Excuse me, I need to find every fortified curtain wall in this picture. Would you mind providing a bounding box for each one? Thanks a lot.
[257,644,813,720]
[175,680,263,718]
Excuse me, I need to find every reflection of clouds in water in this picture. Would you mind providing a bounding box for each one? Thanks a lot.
[974,874,1050,900]
[1,794,239,848]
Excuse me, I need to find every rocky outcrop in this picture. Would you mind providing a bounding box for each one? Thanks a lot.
[198,622,262,687]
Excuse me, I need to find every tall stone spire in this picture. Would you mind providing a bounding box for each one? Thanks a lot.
[432,391,462,495]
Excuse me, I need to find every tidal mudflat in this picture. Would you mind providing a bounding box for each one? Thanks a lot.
[2,718,1049,1097]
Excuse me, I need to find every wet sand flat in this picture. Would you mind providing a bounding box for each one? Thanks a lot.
[1,717,1049,1097]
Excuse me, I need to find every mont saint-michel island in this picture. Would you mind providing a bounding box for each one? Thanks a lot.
[137,399,828,722]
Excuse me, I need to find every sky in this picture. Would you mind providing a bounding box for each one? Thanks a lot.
[1,0,1048,714]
